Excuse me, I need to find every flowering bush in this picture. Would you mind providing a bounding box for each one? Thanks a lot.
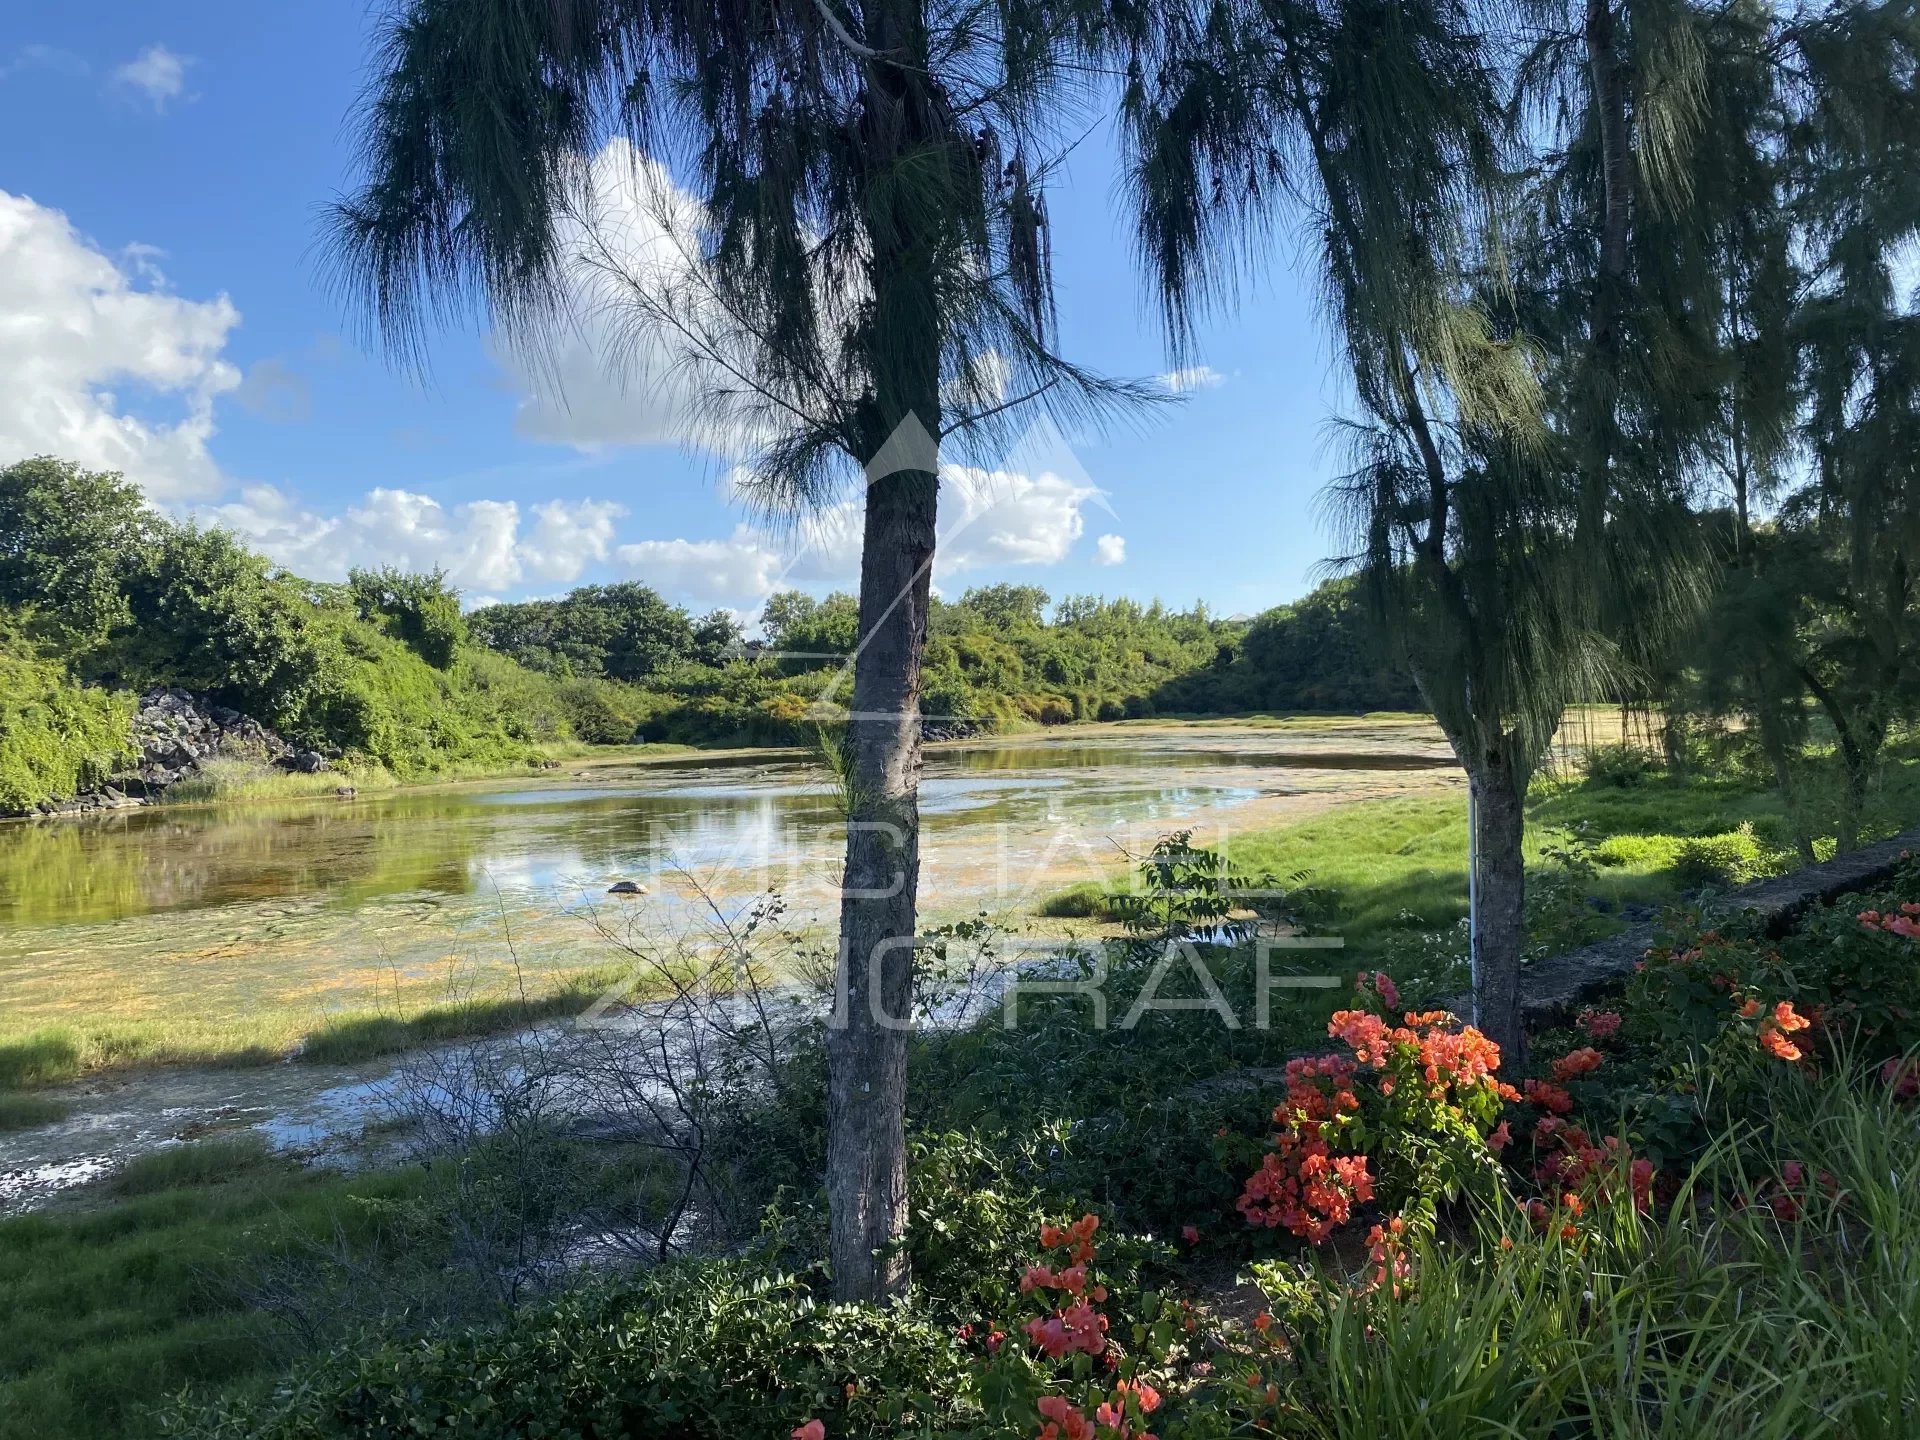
[1236,974,1508,1243]
[972,1213,1198,1440]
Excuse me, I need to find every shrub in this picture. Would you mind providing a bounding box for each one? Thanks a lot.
[1670,822,1784,890]
[1581,743,1659,788]
[164,1262,972,1440]
[0,623,136,812]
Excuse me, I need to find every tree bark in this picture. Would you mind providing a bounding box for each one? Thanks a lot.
[1466,743,1527,1062]
[826,460,936,1302]
[826,0,942,1303]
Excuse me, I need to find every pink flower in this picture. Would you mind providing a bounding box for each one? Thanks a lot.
[792,1422,825,1440]
[1577,1009,1622,1041]
[1373,971,1401,1010]
[1181,1224,1200,1246]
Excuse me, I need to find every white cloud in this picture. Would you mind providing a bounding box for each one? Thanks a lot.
[520,498,625,581]
[206,485,627,595]
[938,466,1098,570]
[1095,534,1126,565]
[1159,364,1225,393]
[113,45,189,110]
[614,532,790,603]
[494,141,761,456]
[0,190,239,500]
[611,458,1108,608]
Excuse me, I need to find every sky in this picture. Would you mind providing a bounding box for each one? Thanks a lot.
[0,6,1354,624]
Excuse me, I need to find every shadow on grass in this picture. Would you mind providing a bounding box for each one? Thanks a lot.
[295,968,628,1066]
[0,1033,83,1090]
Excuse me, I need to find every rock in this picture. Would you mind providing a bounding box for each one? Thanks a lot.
[607,880,649,896]
[15,687,307,817]
[287,751,330,774]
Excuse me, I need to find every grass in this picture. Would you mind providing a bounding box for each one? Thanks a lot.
[0,962,635,1090]
[1035,756,1920,958]
[0,1138,430,1440]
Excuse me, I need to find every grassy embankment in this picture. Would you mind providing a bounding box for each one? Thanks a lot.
[0,1139,431,1440]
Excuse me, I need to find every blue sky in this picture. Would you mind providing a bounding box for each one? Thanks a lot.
[0,5,1351,622]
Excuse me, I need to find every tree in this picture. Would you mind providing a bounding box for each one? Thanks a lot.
[349,567,467,669]
[120,525,339,733]
[0,456,153,652]
[330,0,1136,1299]
[1111,0,1540,1055]
[1110,0,1723,1054]
[957,582,1050,629]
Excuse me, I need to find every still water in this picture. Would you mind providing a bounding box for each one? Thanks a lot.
[0,721,1460,1209]
[0,722,1457,1036]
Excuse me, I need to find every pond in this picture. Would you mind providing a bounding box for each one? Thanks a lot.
[0,719,1460,1209]
[0,720,1459,1038]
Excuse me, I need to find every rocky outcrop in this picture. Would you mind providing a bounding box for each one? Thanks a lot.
[25,688,312,816]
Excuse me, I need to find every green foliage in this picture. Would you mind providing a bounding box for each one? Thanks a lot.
[1583,743,1660,788]
[1669,822,1786,891]
[467,583,740,682]
[918,589,1243,726]
[0,456,151,651]
[346,567,465,669]
[0,618,136,811]
[167,1262,972,1440]
[114,525,341,734]
[1174,578,1424,714]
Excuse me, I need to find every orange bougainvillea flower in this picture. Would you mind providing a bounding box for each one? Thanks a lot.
[1523,1079,1575,1115]
[1551,1048,1605,1082]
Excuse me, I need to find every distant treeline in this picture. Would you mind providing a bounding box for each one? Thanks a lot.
[0,455,1421,810]
[468,574,1420,732]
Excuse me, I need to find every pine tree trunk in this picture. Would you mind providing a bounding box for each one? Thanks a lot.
[827,0,942,1303]
[1467,748,1527,1062]
[825,460,936,1302]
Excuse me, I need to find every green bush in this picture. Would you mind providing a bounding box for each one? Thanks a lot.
[0,623,136,812]
[1671,822,1784,890]
[1582,743,1660,788]
[164,1262,971,1440]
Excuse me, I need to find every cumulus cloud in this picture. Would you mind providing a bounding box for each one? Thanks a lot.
[1095,534,1126,565]
[0,190,239,500]
[113,45,189,110]
[1159,364,1225,393]
[206,485,627,595]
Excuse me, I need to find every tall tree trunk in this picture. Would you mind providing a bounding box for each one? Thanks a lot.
[826,459,936,1302]
[1466,740,1527,1062]
[827,0,942,1303]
